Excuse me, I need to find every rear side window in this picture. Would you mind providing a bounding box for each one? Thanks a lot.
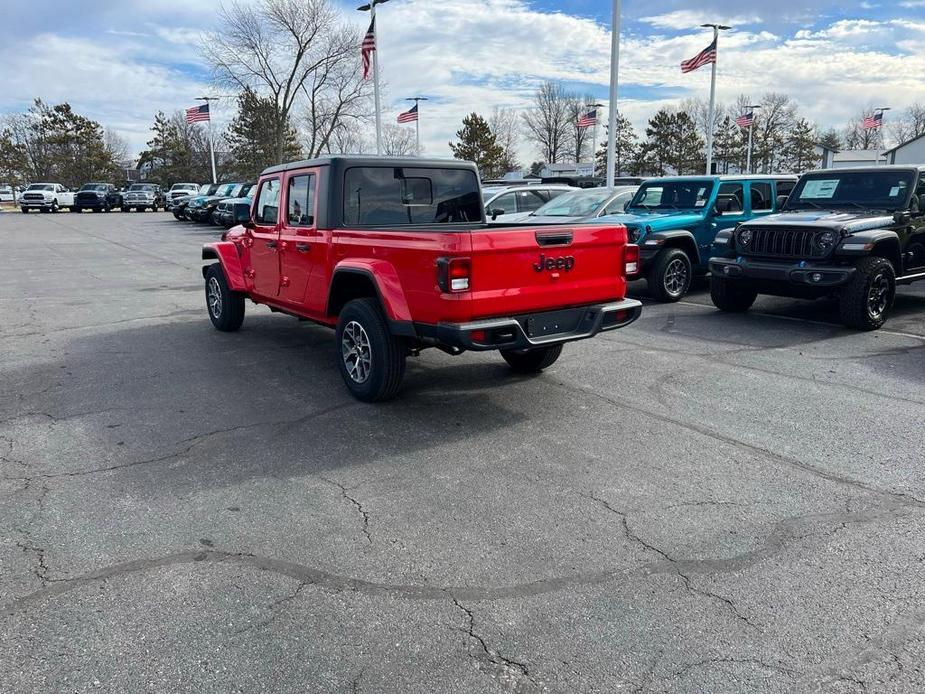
[343,167,482,226]
[255,178,281,225]
[750,182,773,211]
[287,174,316,226]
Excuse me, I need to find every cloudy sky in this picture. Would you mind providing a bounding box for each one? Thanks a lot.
[1,0,923,161]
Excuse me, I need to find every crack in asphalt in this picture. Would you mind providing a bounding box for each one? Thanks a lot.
[15,541,53,587]
[581,492,759,631]
[449,596,548,693]
[667,656,799,681]
[231,582,308,637]
[319,477,373,545]
[551,378,925,509]
[0,401,356,481]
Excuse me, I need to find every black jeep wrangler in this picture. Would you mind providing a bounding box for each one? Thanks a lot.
[709,166,925,330]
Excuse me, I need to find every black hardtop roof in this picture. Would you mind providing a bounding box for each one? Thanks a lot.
[261,155,479,176]
[802,165,925,175]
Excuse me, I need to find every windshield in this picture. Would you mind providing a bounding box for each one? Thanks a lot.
[786,171,915,212]
[80,184,108,191]
[27,184,54,191]
[129,184,156,192]
[214,183,237,197]
[627,181,714,211]
[533,189,612,217]
[171,183,198,191]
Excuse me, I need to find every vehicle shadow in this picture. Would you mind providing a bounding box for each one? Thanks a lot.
[5,315,532,495]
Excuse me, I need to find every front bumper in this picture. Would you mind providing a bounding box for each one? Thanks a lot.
[710,257,856,288]
[75,198,107,208]
[419,299,643,352]
[21,199,53,207]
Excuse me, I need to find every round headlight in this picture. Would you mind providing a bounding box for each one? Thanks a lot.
[738,228,753,246]
[816,230,836,249]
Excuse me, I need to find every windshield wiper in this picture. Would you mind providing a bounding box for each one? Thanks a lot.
[796,200,823,209]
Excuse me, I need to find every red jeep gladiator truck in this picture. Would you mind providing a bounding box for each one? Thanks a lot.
[202,157,641,401]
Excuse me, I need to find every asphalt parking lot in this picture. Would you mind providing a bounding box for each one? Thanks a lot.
[2,210,925,694]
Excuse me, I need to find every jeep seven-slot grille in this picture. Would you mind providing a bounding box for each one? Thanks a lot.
[738,226,828,259]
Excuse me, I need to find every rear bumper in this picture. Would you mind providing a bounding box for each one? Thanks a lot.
[417,299,643,352]
[710,257,856,288]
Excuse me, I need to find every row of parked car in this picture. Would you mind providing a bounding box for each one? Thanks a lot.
[169,182,254,228]
[481,165,925,330]
[12,182,170,213]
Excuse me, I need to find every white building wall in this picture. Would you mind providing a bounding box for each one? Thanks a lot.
[888,137,925,165]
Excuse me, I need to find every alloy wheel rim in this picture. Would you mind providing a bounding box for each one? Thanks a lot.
[207,277,223,318]
[342,321,372,384]
[664,258,689,296]
[867,272,891,319]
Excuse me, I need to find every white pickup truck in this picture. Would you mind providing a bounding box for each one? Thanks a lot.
[20,183,76,213]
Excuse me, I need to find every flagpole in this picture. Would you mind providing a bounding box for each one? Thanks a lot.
[699,24,729,175]
[371,3,382,155]
[746,123,752,175]
[197,96,218,184]
[588,101,603,176]
[605,0,621,188]
[405,97,428,156]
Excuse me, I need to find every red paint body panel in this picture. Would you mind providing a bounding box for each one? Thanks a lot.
[204,164,632,335]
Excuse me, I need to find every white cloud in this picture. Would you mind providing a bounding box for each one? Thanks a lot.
[639,10,762,31]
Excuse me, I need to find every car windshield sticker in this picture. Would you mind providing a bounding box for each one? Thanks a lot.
[801,179,839,199]
[889,186,900,197]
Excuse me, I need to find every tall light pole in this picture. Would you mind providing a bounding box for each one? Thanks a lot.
[745,104,760,174]
[196,96,219,184]
[873,106,890,164]
[700,23,730,175]
[358,0,390,155]
[587,101,604,175]
[605,0,621,188]
[406,96,428,155]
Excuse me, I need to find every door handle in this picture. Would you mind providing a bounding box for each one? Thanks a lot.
[266,240,277,249]
[296,243,310,252]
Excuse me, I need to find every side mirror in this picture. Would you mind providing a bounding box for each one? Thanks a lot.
[490,207,504,220]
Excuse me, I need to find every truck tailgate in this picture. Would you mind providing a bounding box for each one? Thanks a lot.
[467,223,628,318]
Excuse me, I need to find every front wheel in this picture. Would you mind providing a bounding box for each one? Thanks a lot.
[205,264,245,332]
[335,298,406,402]
[500,344,563,373]
[710,276,758,313]
[839,257,895,331]
[648,248,692,302]
[20,207,28,214]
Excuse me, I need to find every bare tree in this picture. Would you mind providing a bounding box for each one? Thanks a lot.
[327,123,370,154]
[752,93,796,173]
[488,107,520,173]
[104,129,130,165]
[843,110,884,151]
[203,0,365,162]
[381,124,416,156]
[566,95,595,164]
[522,82,572,164]
[888,103,925,145]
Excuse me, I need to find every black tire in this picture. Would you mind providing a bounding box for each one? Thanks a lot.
[839,256,895,331]
[51,200,59,213]
[710,275,758,312]
[648,247,692,302]
[121,206,128,213]
[335,298,406,402]
[205,264,245,332]
[92,207,101,213]
[103,204,111,212]
[20,207,28,214]
[500,344,563,373]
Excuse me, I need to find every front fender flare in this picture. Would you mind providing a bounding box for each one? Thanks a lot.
[643,229,700,264]
[202,242,247,291]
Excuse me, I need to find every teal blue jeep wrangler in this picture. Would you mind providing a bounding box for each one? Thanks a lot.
[597,175,797,301]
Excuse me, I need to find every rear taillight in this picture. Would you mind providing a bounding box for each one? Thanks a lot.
[437,257,471,293]
[624,244,640,277]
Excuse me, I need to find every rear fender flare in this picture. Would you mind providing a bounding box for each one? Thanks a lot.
[327,260,412,323]
[202,242,247,291]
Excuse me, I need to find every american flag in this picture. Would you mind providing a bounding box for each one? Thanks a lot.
[577,109,597,128]
[863,111,883,129]
[681,37,717,73]
[186,104,210,124]
[397,104,418,123]
[735,111,754,128]
[361,18,376,80]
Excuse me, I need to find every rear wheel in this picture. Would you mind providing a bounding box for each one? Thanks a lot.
[500,344,563,373]
[839,256,895,331]
[710,276,758,312]
[648,248,692,302]
[205,264,245,332]
[335,298,406,402]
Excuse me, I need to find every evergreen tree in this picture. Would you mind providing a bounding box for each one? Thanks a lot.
[594,112,638,177]
[225,87,301,180]
[638,109,704,175]
[0,128,27,187]
[138,111,213,184]
[449,113,505,178]
[783,118,819,173]
[816,128,842,153]
[712,116,746,173]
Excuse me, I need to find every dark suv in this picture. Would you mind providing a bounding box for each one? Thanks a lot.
[73,183,122,212]
[710,166,925,330]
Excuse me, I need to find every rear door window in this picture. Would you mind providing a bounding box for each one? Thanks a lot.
[255,178,281,225]
[343,167,482,226]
